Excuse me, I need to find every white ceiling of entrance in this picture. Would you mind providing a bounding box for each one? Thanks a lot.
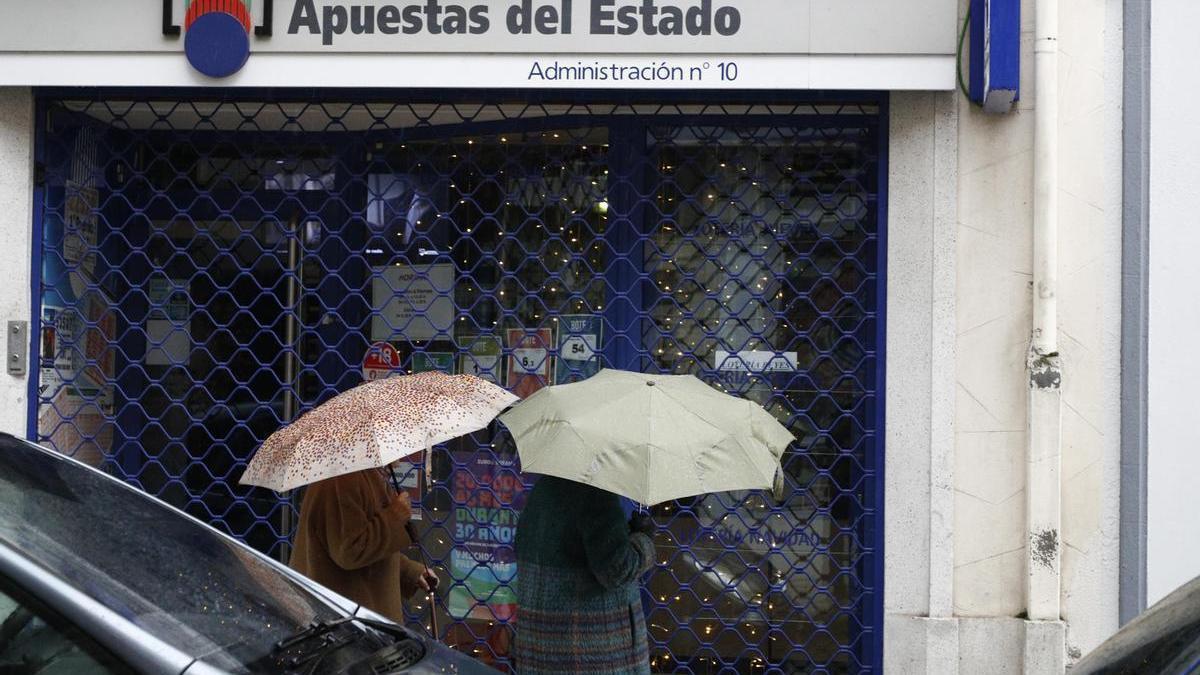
[63,101,872,132]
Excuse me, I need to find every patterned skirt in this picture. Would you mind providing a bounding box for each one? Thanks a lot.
[514,603,649,675]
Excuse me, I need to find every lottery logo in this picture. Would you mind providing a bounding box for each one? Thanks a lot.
[184,0,253,78]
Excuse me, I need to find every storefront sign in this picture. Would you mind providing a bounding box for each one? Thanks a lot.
[0,1,956,89]
[372,263,455,343]
[447,451,528,621]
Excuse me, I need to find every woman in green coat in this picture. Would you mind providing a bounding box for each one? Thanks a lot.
[514,476,656,674]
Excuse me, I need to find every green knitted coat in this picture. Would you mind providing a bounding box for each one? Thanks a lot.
[513,476,655,675]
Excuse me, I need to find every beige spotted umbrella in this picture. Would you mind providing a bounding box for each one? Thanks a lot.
[240,371,519,492]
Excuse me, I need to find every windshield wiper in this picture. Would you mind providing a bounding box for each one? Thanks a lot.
[275,618,355,652]
[272,618,364,671]
[271,616,419,673]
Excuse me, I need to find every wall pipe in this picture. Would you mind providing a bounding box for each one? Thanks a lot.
[1027,0,1063,623]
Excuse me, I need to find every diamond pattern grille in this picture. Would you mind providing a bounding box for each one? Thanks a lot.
[32,93,883,673]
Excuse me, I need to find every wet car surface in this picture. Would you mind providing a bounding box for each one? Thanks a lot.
[0,432,497,674]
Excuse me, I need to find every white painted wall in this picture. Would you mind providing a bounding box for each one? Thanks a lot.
[883,89,960,673]
[0,88,34,438]
[1057,0,1123,658]
[887,0,1123,669]
[1147,0,1200,607]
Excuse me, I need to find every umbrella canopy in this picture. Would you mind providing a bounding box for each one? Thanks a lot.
[498,369,793,505]
[241,371,518,492]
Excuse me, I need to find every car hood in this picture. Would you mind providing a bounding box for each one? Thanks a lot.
[1074,575,1200,674]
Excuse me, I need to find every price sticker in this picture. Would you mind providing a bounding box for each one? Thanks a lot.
[513,348,548,373]
[560,334,598,361]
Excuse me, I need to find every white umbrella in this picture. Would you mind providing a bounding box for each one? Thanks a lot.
[498,369,793,505]
[240,371,518,492]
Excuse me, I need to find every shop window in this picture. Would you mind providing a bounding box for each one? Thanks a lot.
[33,96,883,672]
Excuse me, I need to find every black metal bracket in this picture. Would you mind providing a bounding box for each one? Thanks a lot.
[162,0,180,36]
[162,0,272,37]
[255,0,274,37]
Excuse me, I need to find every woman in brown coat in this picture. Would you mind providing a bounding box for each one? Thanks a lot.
[289,467,438,622]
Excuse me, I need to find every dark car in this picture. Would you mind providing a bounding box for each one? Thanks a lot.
[0,432,497,674]
[1073,575,1200,674]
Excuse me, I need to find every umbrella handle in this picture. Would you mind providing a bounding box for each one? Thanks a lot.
[387,464,403,493]
[392,464,438,637]
[414,460,439,638]
[403,512,440,636]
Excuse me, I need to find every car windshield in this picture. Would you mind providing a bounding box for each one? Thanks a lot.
[0,436,372,672]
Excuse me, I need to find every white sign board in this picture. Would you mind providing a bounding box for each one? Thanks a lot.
[715,350,798,373]
[0,0,956,89]
[372,264,455,342]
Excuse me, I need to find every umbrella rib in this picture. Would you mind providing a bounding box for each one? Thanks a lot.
[645,381,652,505]
[655,385,736,439]
[661,390,775,487]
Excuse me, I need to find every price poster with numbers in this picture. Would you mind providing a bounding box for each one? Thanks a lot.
[506,328,553,399]
[555,315,602,384]
[458,335,503,384]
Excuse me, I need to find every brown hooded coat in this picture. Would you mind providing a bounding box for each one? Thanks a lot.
[289,468,427,622]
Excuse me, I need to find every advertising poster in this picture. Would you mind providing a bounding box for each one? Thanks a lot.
[413,351,454,374]
[38,305,77,398]
[371,264,455,342]
[458,335,503,384]
[37,303,113,468]
[505,328,553,399]
[63,181,99,299]
[36,126,111,468]
[554,315,602,384]
[80,292,116,393]
[146,278,191,367]
[447,451,529,621]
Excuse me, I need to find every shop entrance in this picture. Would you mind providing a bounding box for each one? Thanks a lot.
[32,93,885,672]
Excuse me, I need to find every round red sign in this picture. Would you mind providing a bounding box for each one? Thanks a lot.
[362,342,401,381]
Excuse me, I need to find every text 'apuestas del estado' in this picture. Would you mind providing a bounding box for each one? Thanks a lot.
[290,0,743,45]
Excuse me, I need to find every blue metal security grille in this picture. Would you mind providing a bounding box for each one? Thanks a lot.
[30,92,885,673]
